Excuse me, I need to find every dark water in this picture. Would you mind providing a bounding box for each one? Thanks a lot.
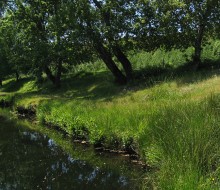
[0,117,144,190]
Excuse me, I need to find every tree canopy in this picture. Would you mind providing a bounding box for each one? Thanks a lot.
[0,0,219,86]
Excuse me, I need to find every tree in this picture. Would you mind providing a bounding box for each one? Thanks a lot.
[72,0,125,84]
[130,0,160,51]
[0,38,10,85]
[11,0,70,87]
[154,0,220,69]
[91,0,135,81]
[10,0,96,87]
[72,0,139,84]
[0,9,28,83]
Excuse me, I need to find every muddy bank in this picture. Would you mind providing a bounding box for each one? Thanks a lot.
[16,105,36,119]
[0,100,148,169]
[43,120,148,169]
[0,99,13,108]
[0,115,146,190]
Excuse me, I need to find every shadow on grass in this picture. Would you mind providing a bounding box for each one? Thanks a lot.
[175,59,220,86]
[1,77,34,93]
[55,71,127,101]
[8,71,128,102]
[47,59,220,101]
[2,59,220,102]
[133,59,220,90]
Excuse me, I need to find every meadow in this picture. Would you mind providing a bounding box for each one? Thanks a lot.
[1,40,220,189]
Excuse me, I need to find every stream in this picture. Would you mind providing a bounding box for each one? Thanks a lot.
[0,116,146,190]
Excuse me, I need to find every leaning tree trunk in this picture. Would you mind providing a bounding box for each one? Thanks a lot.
[44,65,56,85]
[85,20,127,84]
[44,64,62,88]
[112,46,133,81]
[95,43,127,84]
[92,0,133,81]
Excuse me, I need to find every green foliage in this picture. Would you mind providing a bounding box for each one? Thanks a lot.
[130,48,194,70]
[0,93,14,103]
[33,80,220,189]
[202,39,220,61]
[2,61,220,188]
[0,0,220,83]
[137,95,220,189]
[1,1,220,188]
[71,60,108,73]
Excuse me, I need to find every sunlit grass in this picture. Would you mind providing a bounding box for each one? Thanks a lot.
[1,42,220,189]
[31,73,220,189]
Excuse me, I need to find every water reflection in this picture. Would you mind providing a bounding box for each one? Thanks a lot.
[0,119,142,190]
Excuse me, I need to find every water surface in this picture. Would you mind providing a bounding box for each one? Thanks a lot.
[0,117,144,190]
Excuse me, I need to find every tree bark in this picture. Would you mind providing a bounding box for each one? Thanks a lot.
[44,65,62,88]
[55,59,62,88]
[15,71,19,82]
[112,46,133,81]
[94,43,127,84]
[85,19,127,84]
[92,0,133,81]
[35,4,63,88]
[193,23,205,70]
[192,3,212,70]
[44,65,56,85]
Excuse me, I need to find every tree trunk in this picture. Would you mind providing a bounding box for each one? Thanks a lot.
[44,65,56,85]
[92,0,133,81]
[35,5,63,88]
[0,78,2,87]
[44,65,62,88]
[36,70,43,83]
[112,46,133,81]
[85,19,127,84]
[193,23,205,70]
[15,71,19,82]
[95,43,127,84]
[55,59,62,88]
[54,2,62,88]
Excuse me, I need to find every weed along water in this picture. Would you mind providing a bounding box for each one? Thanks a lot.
[0,116,146,190]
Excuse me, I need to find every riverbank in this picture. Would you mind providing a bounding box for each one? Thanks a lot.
[0,111,146,189]
[1,68,220,189]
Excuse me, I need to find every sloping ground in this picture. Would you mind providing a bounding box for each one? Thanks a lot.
[1,69,220,189]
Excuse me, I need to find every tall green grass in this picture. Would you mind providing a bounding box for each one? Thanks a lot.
[69,39,220,74]
[1,39,220,189]
[202,40,220,61]
[129,47,194,71]
[36,92,220,189]
[141,96,220,189]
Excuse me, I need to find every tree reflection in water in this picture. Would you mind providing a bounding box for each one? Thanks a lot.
[0,119,143,190]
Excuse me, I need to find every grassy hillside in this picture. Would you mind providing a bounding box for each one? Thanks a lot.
[1,46,220,189]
